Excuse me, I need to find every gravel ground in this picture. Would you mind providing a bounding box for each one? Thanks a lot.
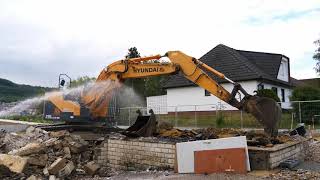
[80,171,261,180]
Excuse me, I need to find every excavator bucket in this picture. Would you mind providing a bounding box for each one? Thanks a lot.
[243,96,282,137]
[122,109,157,137]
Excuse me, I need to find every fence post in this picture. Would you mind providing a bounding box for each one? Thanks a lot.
[128,107,131,126]
[215,105,218,128]
[298,102,302,123]
[195,105,197,128]
[240,110,243,129]
[175,106,178,127]
[291,113,294,130]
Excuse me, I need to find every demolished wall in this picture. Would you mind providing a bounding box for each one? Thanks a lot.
[96,137,176,170]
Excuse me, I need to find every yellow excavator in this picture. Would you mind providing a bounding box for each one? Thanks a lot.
[44,51,281,137]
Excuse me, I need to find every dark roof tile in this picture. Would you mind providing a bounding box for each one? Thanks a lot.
[163,44,292,88]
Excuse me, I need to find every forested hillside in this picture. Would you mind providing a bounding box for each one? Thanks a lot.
[0,78,53,102]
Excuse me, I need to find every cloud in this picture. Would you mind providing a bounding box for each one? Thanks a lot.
[0,0,319,86]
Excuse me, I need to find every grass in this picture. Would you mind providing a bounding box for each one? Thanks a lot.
[157,112,320,129]
[4,115,52,124]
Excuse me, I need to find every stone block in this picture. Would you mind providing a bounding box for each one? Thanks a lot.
[49,175,56,180]
[48,158,67,175]
[28,154,48,167]
[8,142,45,156]
[84,161,100,176]
[168,159,174,164]
[161,149,169,153]
[26,175,41,180]
[0,154,28,173]
[58,161,74,177]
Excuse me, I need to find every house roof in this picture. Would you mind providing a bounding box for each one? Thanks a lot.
[163,44,293,88]
[298,78,320,88]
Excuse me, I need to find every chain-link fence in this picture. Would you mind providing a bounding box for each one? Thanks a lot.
[115,100,320,130]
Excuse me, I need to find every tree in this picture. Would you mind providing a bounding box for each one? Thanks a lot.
[124,47,146,98]
[126,47,140,59]
[255,89,280,102]
[144,75,168,96]
[314,38,320,74]
[123,47,168,98]
[290,86,320,123]
[70,76,96,88]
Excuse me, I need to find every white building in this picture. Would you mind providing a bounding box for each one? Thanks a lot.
[147,44,294,113]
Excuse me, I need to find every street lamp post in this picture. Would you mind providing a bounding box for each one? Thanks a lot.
[58,74,72,88]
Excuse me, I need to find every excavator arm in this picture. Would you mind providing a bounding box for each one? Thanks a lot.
[95,51,246,110]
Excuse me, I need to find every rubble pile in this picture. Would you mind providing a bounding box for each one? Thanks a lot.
[0,126,107,180]
[305,140,320,162]
[267,169,320,180]
[157,124,292,147]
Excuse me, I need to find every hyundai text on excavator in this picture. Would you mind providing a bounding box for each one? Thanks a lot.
[44,51,281,137]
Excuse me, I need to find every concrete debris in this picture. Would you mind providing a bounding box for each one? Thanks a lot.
[49,175,57,180]
[9,142,45,156]
[268,169,320,180]
[305,140,320,162]
[27,154,48,167]
[48,157,67,175]
[84,161,100,176]
[0,126,105,179]
[58,161,75,177]
[26,175,41,180]
[63,146,71,159]
[158,127,293,147]
[43,167,49,176]
[0,154,28,173]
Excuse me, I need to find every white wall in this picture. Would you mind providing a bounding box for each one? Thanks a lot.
[277,57,289,82]
[263,83,292,109]
[146,95,167,114]
[166,81,259,111]
[147,81,293,112]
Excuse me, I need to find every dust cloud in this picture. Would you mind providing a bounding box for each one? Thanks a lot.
[0,80,146,118]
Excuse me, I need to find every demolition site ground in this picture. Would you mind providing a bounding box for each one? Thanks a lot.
[0,120,320,180]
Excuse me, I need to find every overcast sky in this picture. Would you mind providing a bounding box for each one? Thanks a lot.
[0,0,319,87]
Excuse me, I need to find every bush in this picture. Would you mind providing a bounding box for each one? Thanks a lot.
[216,113,225,128]
[255,89,280,102]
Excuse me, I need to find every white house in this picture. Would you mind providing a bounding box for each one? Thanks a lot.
[147,44,294,113]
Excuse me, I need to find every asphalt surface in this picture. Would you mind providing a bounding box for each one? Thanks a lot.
[0,121,29,132]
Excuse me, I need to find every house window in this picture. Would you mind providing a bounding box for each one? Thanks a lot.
[271,87,278,95]
[281,89,285,102]
[257,84,264,90]
[205,90,211,96]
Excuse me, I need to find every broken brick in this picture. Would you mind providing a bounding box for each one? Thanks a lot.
[84,161,100,176]
[58,161,75,177]
[48,157,67,175]
[28,154,48,167]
